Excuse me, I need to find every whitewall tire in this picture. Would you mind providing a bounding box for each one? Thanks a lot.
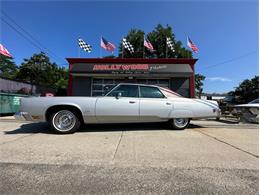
[170,118,190,130]
[49,110,81,134]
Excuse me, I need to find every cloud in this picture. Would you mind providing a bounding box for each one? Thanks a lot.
[206,77,232,82]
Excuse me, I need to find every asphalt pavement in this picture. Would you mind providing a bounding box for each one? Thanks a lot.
[0,118,258,194]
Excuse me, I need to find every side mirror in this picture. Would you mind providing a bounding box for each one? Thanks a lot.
[115,92,122,99]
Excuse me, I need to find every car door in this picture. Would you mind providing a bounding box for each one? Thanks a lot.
[95,84,140,123]
[139,86,173,122]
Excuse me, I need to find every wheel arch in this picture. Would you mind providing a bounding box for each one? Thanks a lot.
[45,104,84,123]
[169,109,195,119]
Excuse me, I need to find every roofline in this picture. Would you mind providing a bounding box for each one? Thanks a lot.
[106,83,182,97]
[66,58,198,65]
[116,83,160,87]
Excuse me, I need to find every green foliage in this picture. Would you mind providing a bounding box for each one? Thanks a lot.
[54,75,68,89]
[118,29,145,58]
[118,24,192,59]
[195,74,206,97]
[0,55,18,79]
[234,75,259,103]
[16,52,68,91]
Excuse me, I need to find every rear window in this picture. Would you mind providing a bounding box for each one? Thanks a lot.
[160,87,181,98]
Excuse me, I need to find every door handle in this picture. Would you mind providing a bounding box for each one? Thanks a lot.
[166,102,171,105]
[129,101,136,104]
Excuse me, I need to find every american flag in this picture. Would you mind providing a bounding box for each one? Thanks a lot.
[187,37,198,53]
[0,44,12,58]
[100,37,116,52]
[144,38,154,51]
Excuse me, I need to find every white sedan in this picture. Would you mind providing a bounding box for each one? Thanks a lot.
[15,83,220,134]
[231,99,259,123]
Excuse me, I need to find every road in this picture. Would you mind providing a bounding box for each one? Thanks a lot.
[0,118,258,194]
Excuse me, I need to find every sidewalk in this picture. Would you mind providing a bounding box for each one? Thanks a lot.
[0,116,15,120]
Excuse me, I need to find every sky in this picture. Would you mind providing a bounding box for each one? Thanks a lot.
[0,0,259,93]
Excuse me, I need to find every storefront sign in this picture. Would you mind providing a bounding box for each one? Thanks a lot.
[93,64,149,71]
[71,63,192,75]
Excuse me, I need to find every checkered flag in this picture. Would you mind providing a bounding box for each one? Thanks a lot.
[166,37,175,52]
[78,38,92,53]
[122,38,134,53]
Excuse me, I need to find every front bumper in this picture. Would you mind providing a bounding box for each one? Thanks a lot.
[14,112,33,121]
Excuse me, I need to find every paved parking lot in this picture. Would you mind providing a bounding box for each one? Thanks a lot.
[0,118,258,194]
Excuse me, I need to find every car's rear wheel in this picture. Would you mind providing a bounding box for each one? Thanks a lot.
[169,118,190,130]
[49,110,81,134]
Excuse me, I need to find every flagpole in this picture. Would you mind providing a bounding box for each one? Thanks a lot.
[99,36,102,58]
[186,36,189,58]
[122,38,124,59]
[165,37,168,59]
[78,37,80,58]
[143,34,145,58]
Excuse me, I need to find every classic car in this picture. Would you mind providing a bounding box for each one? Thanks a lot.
[15,83,220,134]
[231,99,259,123]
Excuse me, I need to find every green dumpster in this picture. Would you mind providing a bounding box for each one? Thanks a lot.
[0,93,29,115]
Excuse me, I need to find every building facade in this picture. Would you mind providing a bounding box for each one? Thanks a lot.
[67,58,197,98]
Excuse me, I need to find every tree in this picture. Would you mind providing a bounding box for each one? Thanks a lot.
[234,76,259,103]
[0,55,18,79]
[16,52,68,90]
[54,68,69,89]
[195,74,206,98]
[118,24,192,59]
[118,29,145,58]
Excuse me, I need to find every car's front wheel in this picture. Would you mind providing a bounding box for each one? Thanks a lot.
[49,109,81,134]
[169,118,190,130]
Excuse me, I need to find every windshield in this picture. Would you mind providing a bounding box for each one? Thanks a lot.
[105,84,119,96]
[159,87,182,98]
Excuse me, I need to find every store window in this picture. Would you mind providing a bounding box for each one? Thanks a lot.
[137,79,169,88]
[92,78,125,96]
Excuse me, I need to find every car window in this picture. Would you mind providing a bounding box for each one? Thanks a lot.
[249,99,259,104]
[160,87,181,98]
[107,85,139,97]
[140,86,165,98]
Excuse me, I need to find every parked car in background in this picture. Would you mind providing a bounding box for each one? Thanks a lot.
[15,83,220,134]
[231,99,259,123]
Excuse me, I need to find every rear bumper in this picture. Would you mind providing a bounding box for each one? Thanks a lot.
[14,112,33,121]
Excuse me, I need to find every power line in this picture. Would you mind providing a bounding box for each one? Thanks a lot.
[1,11,67,65]
[200,51,257,70]
[2,18,46,52]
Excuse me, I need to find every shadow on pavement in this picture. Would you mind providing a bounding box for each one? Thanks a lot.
[4,122,203,134]
[204,118,239,124]
[4,122,51,135]
[79,122,203,133]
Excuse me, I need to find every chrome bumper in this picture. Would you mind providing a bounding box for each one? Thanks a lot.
[14,112,33,121]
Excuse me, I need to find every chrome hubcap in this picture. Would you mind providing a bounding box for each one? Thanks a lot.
[53,110,76,132]
[173,118,189,128]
